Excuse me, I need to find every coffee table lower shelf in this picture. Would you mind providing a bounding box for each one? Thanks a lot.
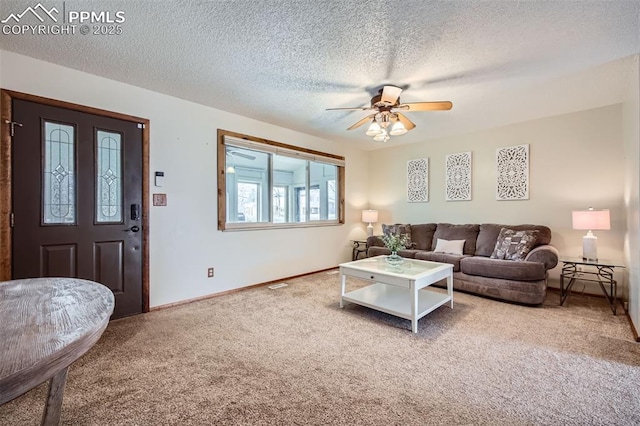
[342,283,451,323]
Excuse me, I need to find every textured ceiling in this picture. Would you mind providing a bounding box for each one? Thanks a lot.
[1,0,639,150]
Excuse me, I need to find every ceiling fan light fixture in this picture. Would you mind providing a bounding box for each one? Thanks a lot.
[373,130,388,142]
[390,120,407,136]
[365,120,382,136]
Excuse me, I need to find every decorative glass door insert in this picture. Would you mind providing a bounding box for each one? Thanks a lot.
[43,121,76,224]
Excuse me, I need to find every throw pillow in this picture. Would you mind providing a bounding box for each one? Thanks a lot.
[490,228,539,261]
[433,239,465,255]
[382,223,413,248]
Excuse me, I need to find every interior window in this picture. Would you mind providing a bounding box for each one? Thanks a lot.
[218,130,345,230]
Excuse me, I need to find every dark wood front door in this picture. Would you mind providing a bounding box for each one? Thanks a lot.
[11,99,143,319]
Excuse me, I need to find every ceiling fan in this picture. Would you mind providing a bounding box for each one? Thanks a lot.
[225,150,255,174]
[326,85,452,142]
[227,150,256,160]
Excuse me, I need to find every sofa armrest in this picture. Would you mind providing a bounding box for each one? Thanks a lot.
[366,235,385,248]
[524,245,559,270]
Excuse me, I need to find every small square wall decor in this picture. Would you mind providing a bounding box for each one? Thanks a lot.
[407,158,429,202]
[496,144,529,200]
[445,152,472,201]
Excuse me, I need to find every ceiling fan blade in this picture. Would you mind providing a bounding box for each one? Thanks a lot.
[396,113,416,131]
[397,101,453,111]
[381,85,403,105]
[229,151,256,160]
[326,106,372,111]
[347,114,375,130]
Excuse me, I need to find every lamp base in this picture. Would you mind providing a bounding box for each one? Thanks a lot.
[367,223,374,237]
[582,231,598,261]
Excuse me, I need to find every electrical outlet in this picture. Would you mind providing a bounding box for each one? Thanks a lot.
[207,267,214,278]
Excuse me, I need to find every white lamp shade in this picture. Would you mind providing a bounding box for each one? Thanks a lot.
[572,209,610,230]
[362,209,378,237]
[361,209,378,223]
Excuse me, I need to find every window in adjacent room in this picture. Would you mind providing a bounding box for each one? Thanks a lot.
[218,130,345,230]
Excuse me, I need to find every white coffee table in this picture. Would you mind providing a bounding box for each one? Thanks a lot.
[339,256,453,333]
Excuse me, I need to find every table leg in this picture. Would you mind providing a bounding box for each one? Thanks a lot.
[412,283,418,333]
[597,279,618,315]
[340,273,345,308]
[447,274,453,308]
[560,277,577,306]
[42,367,69,426]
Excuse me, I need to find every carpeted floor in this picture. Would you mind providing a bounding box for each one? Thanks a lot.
[1,270,639,425]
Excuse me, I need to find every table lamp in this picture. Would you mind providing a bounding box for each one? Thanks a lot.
[362,209,378,237]
[571,208,610,261]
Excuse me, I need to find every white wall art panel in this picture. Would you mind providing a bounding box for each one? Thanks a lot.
[407,158,429,202]
[496,144,529,200]
[445,151,472,201]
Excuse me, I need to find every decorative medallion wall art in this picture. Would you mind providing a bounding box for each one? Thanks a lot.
[445,152,472,201]
[496,144,529,200]
[407,158,429,202]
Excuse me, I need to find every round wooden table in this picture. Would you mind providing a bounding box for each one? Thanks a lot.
[0,278,114,425]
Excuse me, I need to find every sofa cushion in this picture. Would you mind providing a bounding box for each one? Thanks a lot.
[460,256,546,281]
[409,223,437,250]
[476,223,552,256]
[415,252,469,272]
[397,249,422,258]
[382,223,413,248]
[433,239,465,255]
[432,224,479,255]
[490,228,539,261]
[368,246,391,257]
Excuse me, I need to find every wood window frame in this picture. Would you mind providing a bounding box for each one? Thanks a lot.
[0,89,151,313]
[217,129,345,231]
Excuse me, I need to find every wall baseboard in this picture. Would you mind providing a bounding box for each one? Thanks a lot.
[149,266,338,312]
[628,314,640,342]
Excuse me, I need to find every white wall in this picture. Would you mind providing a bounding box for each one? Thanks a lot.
[0,50,370,308]
[623,54,640,336]
[369,105,626,290]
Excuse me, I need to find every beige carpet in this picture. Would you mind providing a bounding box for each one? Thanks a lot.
[1,271,639,425]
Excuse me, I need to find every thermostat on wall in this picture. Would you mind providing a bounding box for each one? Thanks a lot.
[155,171,164,187]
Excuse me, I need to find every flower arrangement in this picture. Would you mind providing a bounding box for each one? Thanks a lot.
[381,233,410,253]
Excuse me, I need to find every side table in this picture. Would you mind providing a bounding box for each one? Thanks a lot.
[0,278,114,424]
[559,257,624,315]
[351,240,367,261]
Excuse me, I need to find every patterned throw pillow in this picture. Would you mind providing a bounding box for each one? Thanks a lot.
[490,228,539,261]
[382,224,413,248]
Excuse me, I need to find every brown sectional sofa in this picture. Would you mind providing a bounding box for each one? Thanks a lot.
[366,223,559,305]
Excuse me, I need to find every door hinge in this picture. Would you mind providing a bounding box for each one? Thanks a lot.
[9,213,14,228]
[4,120,23,137]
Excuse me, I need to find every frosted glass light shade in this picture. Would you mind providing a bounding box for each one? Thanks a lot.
[373,130,388,142]
[365,121,382,136]
[572,209,610,230]
[389,120,407,136]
